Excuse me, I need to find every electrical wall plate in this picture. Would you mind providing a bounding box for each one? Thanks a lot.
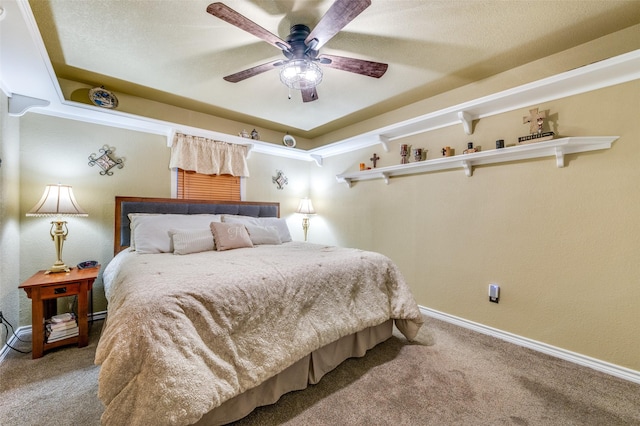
[489,284,500,303]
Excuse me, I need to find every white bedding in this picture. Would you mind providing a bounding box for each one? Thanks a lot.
[96,242,423,426]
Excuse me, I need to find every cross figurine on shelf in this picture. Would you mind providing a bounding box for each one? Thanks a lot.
[523,108,546,134]
[370,153,380,168]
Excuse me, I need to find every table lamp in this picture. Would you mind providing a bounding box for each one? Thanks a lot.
[26,184,87,273]
[296,198,316,242]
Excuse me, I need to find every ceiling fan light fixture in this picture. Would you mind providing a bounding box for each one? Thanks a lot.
[279,59,323,90]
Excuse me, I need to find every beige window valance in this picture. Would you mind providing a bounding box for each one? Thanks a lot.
[169,133,250,177]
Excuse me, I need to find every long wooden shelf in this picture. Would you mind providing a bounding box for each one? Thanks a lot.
[336,137,617,187]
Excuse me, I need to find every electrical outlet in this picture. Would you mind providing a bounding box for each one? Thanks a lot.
[488,284,500,303]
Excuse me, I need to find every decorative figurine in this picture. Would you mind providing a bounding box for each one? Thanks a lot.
[239,129,250,138]
[370,153,380,168]
[441,146,453,157]
[251,129,260,140]
[463,142,479,154]
[518,107,555,144]
[412,148,423,162]
[523,108,546,134]
[400,144,409,164]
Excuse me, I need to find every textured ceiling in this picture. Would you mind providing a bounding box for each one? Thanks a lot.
[29,0,640,140]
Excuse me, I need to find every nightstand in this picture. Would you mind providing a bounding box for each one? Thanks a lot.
[19,266,99,359]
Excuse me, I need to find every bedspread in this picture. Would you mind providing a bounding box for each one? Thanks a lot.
[95,242,423,426]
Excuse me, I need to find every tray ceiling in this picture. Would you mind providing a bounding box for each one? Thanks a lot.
[23,0,640,140]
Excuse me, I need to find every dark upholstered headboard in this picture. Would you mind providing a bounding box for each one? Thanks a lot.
[114,196,280,254]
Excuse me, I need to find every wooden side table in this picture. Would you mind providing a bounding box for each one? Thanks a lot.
[19,266,99,359]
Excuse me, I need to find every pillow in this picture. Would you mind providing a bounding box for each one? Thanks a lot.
[222,215,292,242]
[129,214,222,254]
[210,222,254,251]
[170,229,215,255]
[245,225,282,245]
[128,213,162,250]
[258,217,292,242]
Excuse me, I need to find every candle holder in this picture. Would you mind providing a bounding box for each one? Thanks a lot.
[400,144,409,164]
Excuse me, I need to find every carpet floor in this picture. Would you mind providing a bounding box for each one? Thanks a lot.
[0,316,638,425]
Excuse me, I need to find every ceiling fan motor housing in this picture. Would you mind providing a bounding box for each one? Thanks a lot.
[284,24,317,60]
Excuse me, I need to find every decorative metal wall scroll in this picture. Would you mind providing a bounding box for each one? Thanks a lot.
[88,145,124,176]
[272,169,288,190]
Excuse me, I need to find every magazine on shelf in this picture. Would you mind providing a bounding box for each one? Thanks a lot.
[46,328,79,343]
[45,312,78,343]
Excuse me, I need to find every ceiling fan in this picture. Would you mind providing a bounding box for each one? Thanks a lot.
[206,0,388,102]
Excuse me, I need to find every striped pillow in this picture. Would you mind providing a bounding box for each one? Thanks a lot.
[170,229,215,255]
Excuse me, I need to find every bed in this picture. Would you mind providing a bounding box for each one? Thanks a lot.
[95,196,424,426]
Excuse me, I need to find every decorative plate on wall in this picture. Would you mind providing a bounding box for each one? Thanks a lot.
[283,134,296,148]
[89,86,119,109]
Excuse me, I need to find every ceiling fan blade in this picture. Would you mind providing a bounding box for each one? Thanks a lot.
[223,60,282,83]
[301,87,319,102]
[207,2,290,51]
[319,54,388,78]
[305,0,371,50]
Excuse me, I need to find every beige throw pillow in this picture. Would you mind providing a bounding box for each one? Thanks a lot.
[210,222,254,251]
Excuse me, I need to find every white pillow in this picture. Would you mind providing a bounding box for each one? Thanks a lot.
[245,225,282,245]
[222,215,292,242]
[128,213,161,250]
[170,229,215,255]
[129,214,222,254]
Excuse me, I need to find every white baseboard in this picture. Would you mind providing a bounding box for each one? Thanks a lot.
[0,326,31,363]
[0,310,107,364]
[421,306,640,385]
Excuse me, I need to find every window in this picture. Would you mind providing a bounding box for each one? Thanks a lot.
[176,169,241,201]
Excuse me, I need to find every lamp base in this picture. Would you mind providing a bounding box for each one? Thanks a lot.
[302,217,310,242]
[46,261,71,274]
[45,220,71,274]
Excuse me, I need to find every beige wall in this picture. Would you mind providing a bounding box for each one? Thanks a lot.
[311,80,640,372]
[0,90,21,341]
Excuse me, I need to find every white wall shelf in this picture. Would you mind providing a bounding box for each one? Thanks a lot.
[336,136,617,187]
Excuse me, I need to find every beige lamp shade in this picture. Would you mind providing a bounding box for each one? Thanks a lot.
[296,198,316,215]
[26,184,88,217]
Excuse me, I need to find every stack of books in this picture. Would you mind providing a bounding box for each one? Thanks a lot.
[45,312,78,343]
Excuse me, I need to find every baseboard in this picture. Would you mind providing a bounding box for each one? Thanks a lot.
[0,326,31,363]
[421,306,640,385]
[90,310,108,321]
[0,310,107,364]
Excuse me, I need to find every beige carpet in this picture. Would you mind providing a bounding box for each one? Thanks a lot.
[0,317,638,425]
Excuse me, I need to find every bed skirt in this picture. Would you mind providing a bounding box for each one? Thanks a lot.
[194,319,394,425]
